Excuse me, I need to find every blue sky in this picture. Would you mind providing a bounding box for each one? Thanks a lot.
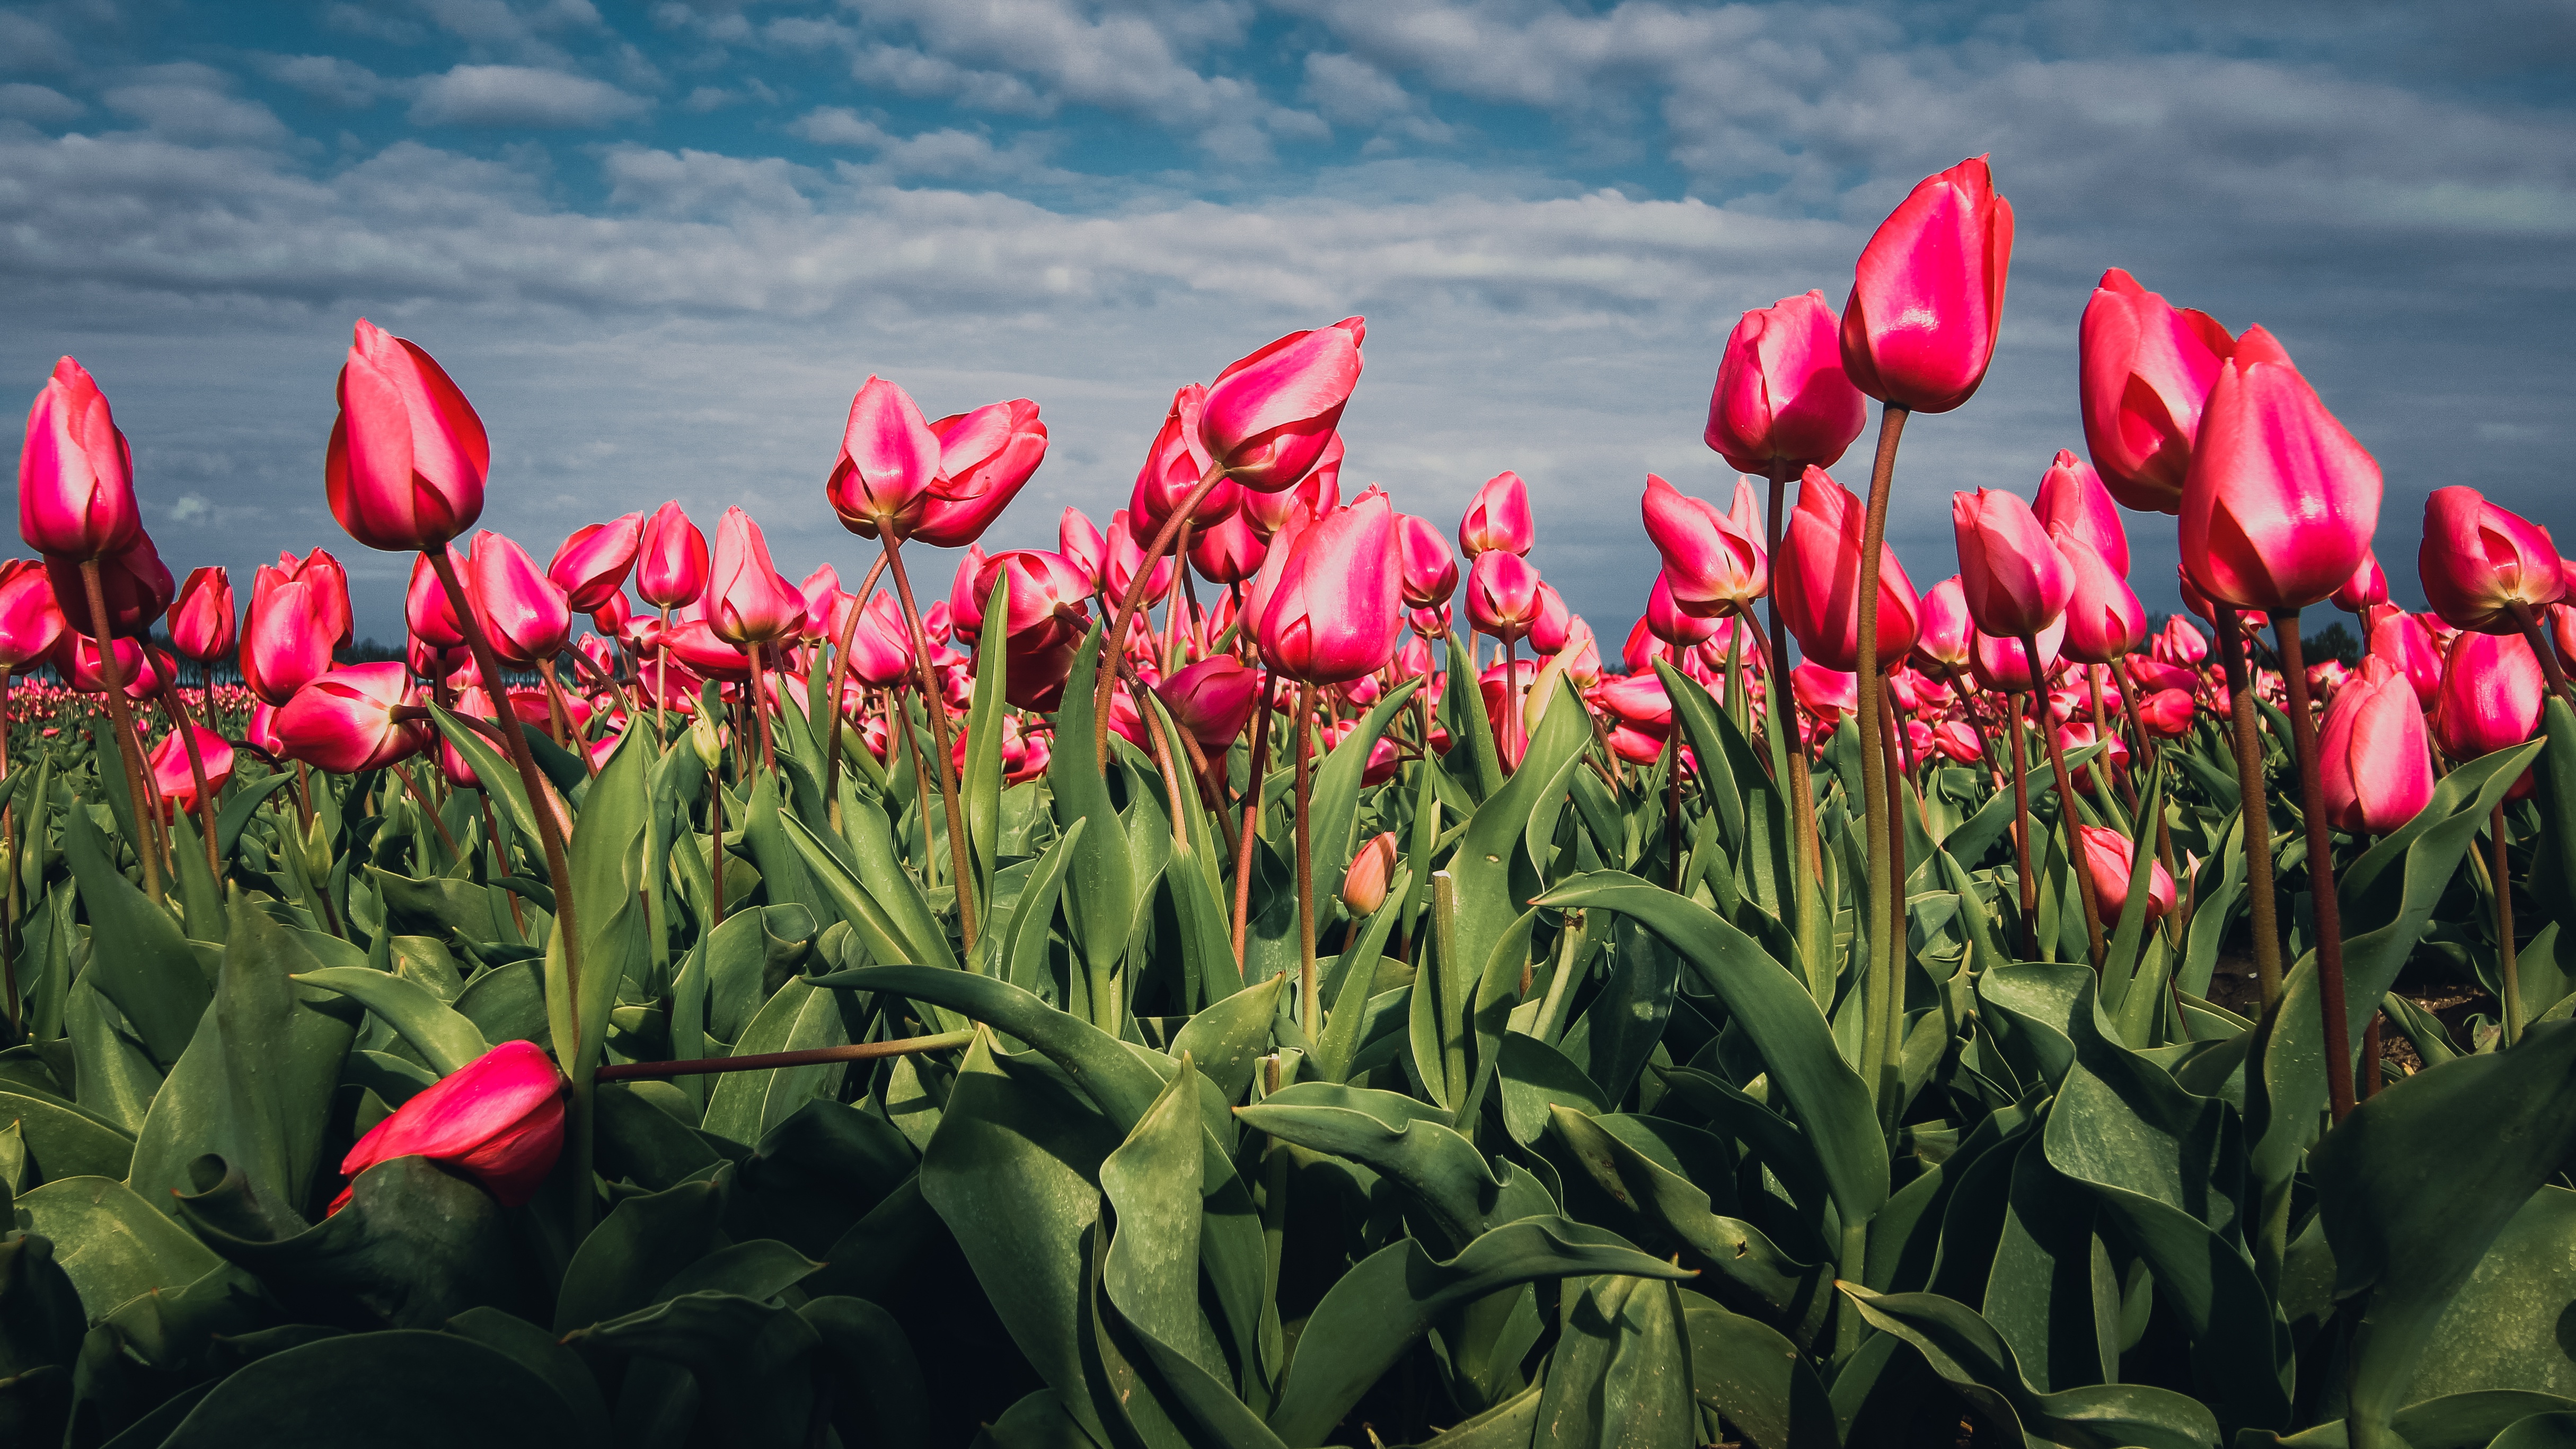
[5,0,2572,646]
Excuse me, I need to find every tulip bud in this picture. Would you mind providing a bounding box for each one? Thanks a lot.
[1396,514,1458,609]
[2052,526,2146,666]
[0,560,66,669]
[1465,551,1544,644]
[548,513,645,614]
[2033,449,2129,578]
[19,357,142,562]
[915,398,1047,549]
[50,533,174,642]
[636,501,710,609]
[2137,688,2195,738]
[827,376,942,542]
[2178,326,2382,615]
[2077,269,2236,513]
[1705,291,1866,474]
[1840,156,2015,414]
[2318,658,2434,835]
[148,723,235,820]
[1059,508,1108,590]
[1199,319,1364,492]
[1646,572,1721,649]
[242,560,341,707]
[2418,486,2565,635]
[1131,385,1238,534]
[704,508,805,647]
[331,1039,565,1215]
[690,709,726,768]
[325,320,489,553]
[1250,492,1403,685]
[2433,630,2546,766]
[1242,444,1339,537]
[1912,576,1975,672]
[2078,825,2174,922]
[1774,466,1918,675]
[1640,474,1766,617]
[1528,584,1573,657]
[1458,472,1534,558]
[466,531,574,667]
[1190,511,1268,586]
[1953,488,2071,641]
[2332,552,2388,614]
[1158,656,1260,758]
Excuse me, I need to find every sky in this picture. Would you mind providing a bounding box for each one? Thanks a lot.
[4,0,2572,650]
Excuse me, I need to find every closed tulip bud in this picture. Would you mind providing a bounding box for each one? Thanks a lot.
[1458,472,1534,558]
[2077,269,2235,514]
[1465,550,1545,644]
[2078,825,2175,922]
[2033,449,2129,577]
[915,398,1047,549]
[50,533,174,641]
[1397,514,1458,608]
[1189,510,1268,585]
[1059,508,1108,590]
[406,549,466,650]
[2052,526,2147,665]
[165,567,234,664]
[1243,443,1339,537]
[840,592,914,688]
[690,709,726,768]
[2418,486,2565,635]
[1931,720,1983,763]
[1647,571,1721,648]
[1840,156,2015,414]
[1199,318,1364,492]
[1131,385,1238,534]
[796,564,842,642]
[2318,657,2434,835]
[1250,491,1404,684]
[331,1039,564,1215]
[1105,509,1173,606]
[548,513,644,614]
[1775,466,1918,675]
[274,663,426,773]
[1529,584,1573,656]
[704,508,804,646]
[1970,617,2065,694]
[827,376,942,542]
[148,723,235,820]
[2178,326,2382,614]
[241,560,341,706]
[1706,291,1867,474]
[635,501,710,609]
[2366,609,2441,709]
[56,634,165,699]
[946,545,991,637]
[325,321,488,553]
[20,357,143,562]
[0,560,66,668]
[2151,614,2209,668]
[1640,473,1766,616]
[2138,688,2196,738]
[2433,630,2546,765]
[465,531,573,667]
[1158,656,1261,757]
[1953,488,2071,641]
[2332,552,2388,614]
[1913,576,1975,671]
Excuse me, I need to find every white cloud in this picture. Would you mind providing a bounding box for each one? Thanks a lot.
[256,54,391,109]
[789,105,889,148]
[408,65,649,128]
[104,67,295,146]
[0,83,82,122]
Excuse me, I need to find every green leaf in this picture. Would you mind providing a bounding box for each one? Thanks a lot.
[2405,1186,2576,1401]
[1446,675,1594,1040]
[427,705,544,851]
[61,802,209,1069]
[965,573,1012,905]
[443,1305,613,1441]
[1680,1289,1836,1449]
[551,721,652,1077]
[791,803,959,974]
[154,1328,589,1447]
[1310,676,1424,890]
[1099,1057,1231,1389]
[1235,1082,1514,1253]
[802,1295,939,1449]
[1045,625,1138,987]
[1169,975,1286,1108]
[552,1173,728,1333]
[292,967,489,1077]
[0,1090,134,1186]
[1442,628,1505,801]
[12,1175,222,1320]
[700,976,852,1147]
[1314,873,1409,1085]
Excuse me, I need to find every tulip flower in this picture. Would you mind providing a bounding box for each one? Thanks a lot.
[1529,584,1573,657]
[1001,620,1082,713]
[1789,661,1858,727]
[704,509,805,647]
[1953,488,2071,641]
[1189,511,1268,585]
[331,1039,564,1215]
[1465,551,1545,644]
[2432,630,2546,765]
[1158,656,1260,758]
[1592,673,1673,736]
[1774,466,1918,675]
[1913,576,1975,672]
[1929,720,1982,764]
[960,549,1093,643]
[1705,291,1867,474]
[147,723,234,820]
[56,635,165,699]
[914,398,1047,549]
[20,357,145,564]
[665,613,751,681]
[636,502,710,608]
[1059,508,1108,591]
[2418,486,2565,635]
[2333,552,2388,614]
[275,663,426,773]
[2177,326,2381,614]
[1641,474,1766,617]
[242,559,342,707]
[2078,825,2175,922]
[839,592,914,688]
[2317,657,2434,835]
[1969,617,2064,694]
[1840,156,2015,414]
[325,320,488,552]
[464,532,573,668]
[2077,269,2235,514]
[1397,514,1459,609]
[1105,509,1174,607]
[0,560,66,669]
[2053,526,2147,665]
[51,534,173,640]
[1340,831,1400,916]
[1458,472,1534,558]
[405,548,466,650]
[1647,572,1722,648]
[797,564,843,642]
[2033,449,2129,578]
[548,513,644,613]
[1243,443,1339,537]
[157,567,232,667]
[1131,385,1239,532]
[2363,609,2440,709]
[2137,688,2196,738]
[1198,318,1364,492]
[827,376,943,542]
[1249,492,1403,685]
[2151,615,2208,668]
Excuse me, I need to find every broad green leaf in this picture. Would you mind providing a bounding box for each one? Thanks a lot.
[700,976,851,1146]
[1680,1290,1836,1449]
[292,966,488,1077]
[553,1173,728,1333]
[155,1328,587,1448]
[0,1091,133,1187]
[13,1174,221,1319]
[1169,974,1286,1107]
[62,802,209,1069]
[2406,1186,2576,1401]
[1310,676,1424,891]
[1045,625,1138,992]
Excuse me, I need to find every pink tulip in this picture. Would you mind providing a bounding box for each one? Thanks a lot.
[1953,488,2071,640]
[332,1040,564,1215]
[2332,552,2388,614]
[945,546,991,636]
[827,376,943,542]
[1339,831,1400,915]
[56,635,165,699]
[51,534,173,641]
[2033,449,2129,577]
[465,532,573,667]
[1705,291,1867,474]
[1131,385,1239,534]
[19,357,142,562]
[2138,688,2195,738]
[405,549,466,650]
[241,558,342,706]
[148,723,234,820]
[1913,576,1975,672]
[796,564,843,641]
[1250,491,1403,684]
[275,663,426,773]
[0,560,66,669]
[166,567,234,664]
[1059,508,1108,591]
[1158,656,1261,758]
[2053,526,2147,666]
[1529,584,1573,657]
[1840,156,2015,414]
[1242,442,1339,537]
[325,321,488,553]
[2432,630,2546,766]
[1647,572,1722,648]
[1397,514,1458,609]
[665,613,750,681]
[961,549,1093,643]
[2152,615,2209,668]
[636,502,709,608]
[704,508,805,647]
[1458,472,1534,558]
[1930,720,1982,763]
[2077,269,2235,514]
[2318,657,2434,835]
[1775,466,1918,675]
[1105,509,1174,607]
[1592,673,1673,735]
[1969,617,2064,694]
[1198,318,1364,492]
[2078,825,2175,921]
[2418,485,2565,635]
[548,513,643,614]
[2178,326,2381,615]
[1789,661,1858,727]
[1641,473,1766,617]
[2366,608,2442,709]
[914,398,1048,549]
[841,592,914,688]
[1465,550,1544,644]
[1189,511,1268,585]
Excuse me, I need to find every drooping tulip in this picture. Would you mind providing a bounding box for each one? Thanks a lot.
[1465,551,1545,644]
[636,502,710,608]
[827,376,943,542]
[548,513,644,613]
[1249,492,1403,684]
[2053,526,2147,666]
[1953,488,2071,641]
[241,559,341,706]
[274,663,426,773]
[2137,688,2196,738]
[914,398,1048,548]
[0,560,65,668]
[166,567,235,664]
[1059,508,1108,591]
[2418,486,2565,635]
[703,508,805,647]
[331,1039,564,1215]
[2177,326,2381,614]
[147,723,235,820]
[1458,472,1534,558]
[56,634,165,699]
[1242,442,1339,537]
[1789,661,1859,728]
[1158,656,1261,758]
[1774,466,1918,675]
[50,534,173,640]
[1839,156,2015,415]
[1705,291,1867,474]
[465,532,574,668]
[1397,514,1459,609]
[325,320,488,552]
[2432,630,2546,765]
[2078,825,2175,922]
[2077,268,2235,514]
[19,357,142,561]
[1105,509,1174,607]
[2332,553,2388,614]
[1198,318,1364,492]
[2033,449,2129,577]
[1913,576,1975,672]
[1131,385,1238,534]
[1647,572,1722,648]
[2317,657,2435,835]
[1640,473,1766,617]
[1189,510,1268,585]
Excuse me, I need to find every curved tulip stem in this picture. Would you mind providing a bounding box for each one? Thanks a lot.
[1166,519,1194,674]
[392,762,465,863]
[879,538,978,952]
[1760,466,1823,896]
[595,1029,975,1082]
[1232,668,1274,970]
[429,548,581,1030]
[1874,678,1911,1115]
[2272,616,2354,1122]
[705,767,725,930]
[2008,688,2041,960]
[2031,635,2107,971]
[821,552,890,830]
[2495,802,2521,1048]
[157,683,224,884]
[890,688,940,885]
[2215,606,2286,1008]
[1095,461,1230,767]
[1291,683,1320,1035]
[2111,654,2190,946]
[75,559,167,901]
[2507,604,2576,706]
[654,606,673,741]
[1852,404,1906,1134]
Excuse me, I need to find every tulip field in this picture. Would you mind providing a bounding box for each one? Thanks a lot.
[9,156,2576,1449]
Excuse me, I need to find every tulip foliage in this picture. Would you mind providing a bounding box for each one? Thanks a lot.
[7,173,2576,1449]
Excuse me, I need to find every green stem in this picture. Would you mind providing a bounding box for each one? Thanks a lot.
[2215,607,2286,1008]
[2274,617,2354,1122]
[1851,405,1905,1130]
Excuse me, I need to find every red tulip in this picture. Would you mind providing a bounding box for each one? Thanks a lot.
[2365,608,2441,709]
[2077,269,2235,514]
[465,532,572,667]
[1705,290,1867,474]
[1789,661,1858,727]
[2178,326,2381,614]
[1131,385,1238,533]
[0,560,66,668]
[1969,617,2063,694]
[1158,656,1260,757]
[1396,514,1458,609]
[275,663,426,773]
[405,549,466,650]
[160,566,231,666]
[827,376,942,542]
[51,534,173,640]
[2078,825,2174,922]
[665,612,750,681]
[1059,508,1107,591]
[1641,473,1766,617]
[1953,488,2070,640]
[839,592,914,688]
[704,509,804,647]
[2432,630,2546,765]
[1105,509,1173,607]
[915,398,1048,549]
[1529,584,1573,657]
[1249,491,1402,684]
[19,357,142,562]
[636,502,709,608]
[2137,688,2195,738]
[797,564,843,642]
[1242,441,1339,537]
[1774,466,1918,675]
[961,549,1093,643]
[1647,571,1722,648]
[1929,720,1982,763]
[1912,576,1975,672]
[286,549,354,647]
[242,559,342,706]
[2053,526,2146,666]
[1840,156,2015,414]
[147,723,234,820]
[548,513,643,613]
[2332,552,2388,614]
[325,320,488,553]
[1465,550,1544,644]
[1000,620,1082,713]
[1198,318,1364,492]
[2418,486,2565,635]
[2318,657,2434,835]
[56,635,165,699]
[1591,673,1673,736]
[1458,472,1533,558]
[1189,511,1267,585]
[1340,831,1400,915]
[2033,449,2128,578]
[332,1039,564,1215]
